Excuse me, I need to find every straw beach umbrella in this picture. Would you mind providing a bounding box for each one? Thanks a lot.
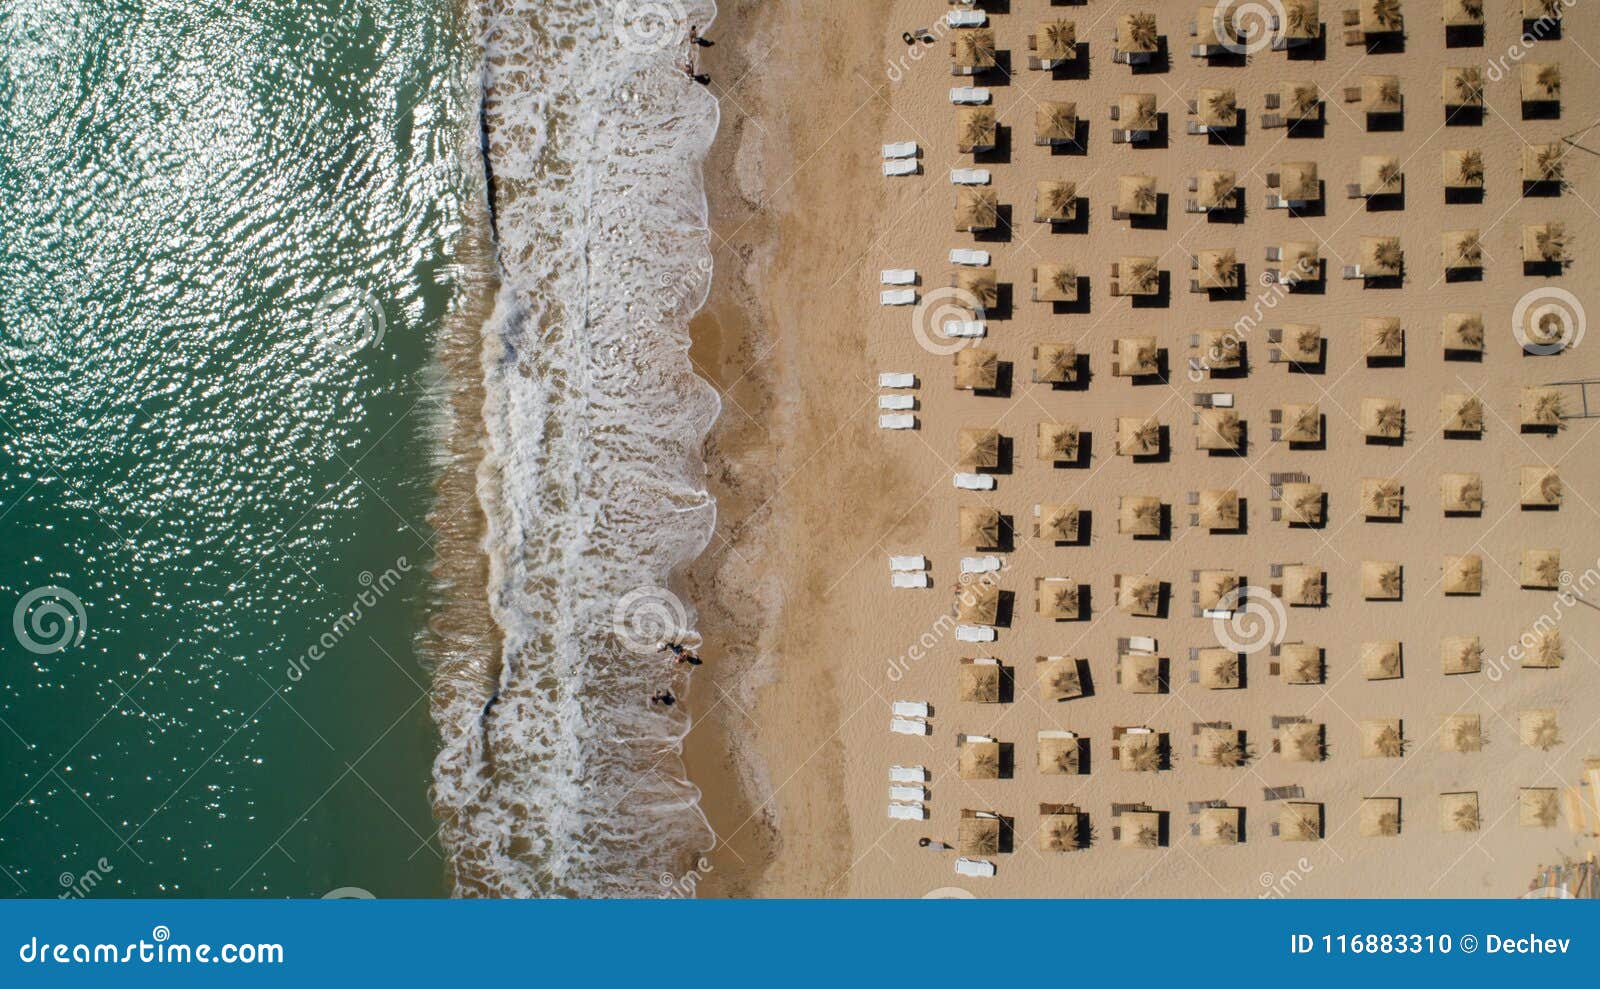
[957,427,1000,470]
[1282,322,1322,362]
[951,28,998,75]
[1281,482,1323,525]
[1036,503,1080,543]
[1441,635,1483,675]
[1120,810,1162,849]
[1520,709,1561,751]
[1361,561,1402,601]
[1036,657,1085,702]
[1195,248,1240,290]
[1520,386,1565,428]
[1361,719,1405,758]
[1196,171,1238,211]
[955,268,997,310]
[1443,230,1483,272]
[1119,92,1158,133]
[956,582,1000,625]
[1038,806,1084,851]
[1034,181,1078,224]
[1037,732,1082,774]
[958,809,1001,854]
[955,107,997,155]
[1441,472,1483,514]
[1444,66,1484,107]
[1113,336,1160,375]
[1520,789,1560,829]
[1281,403,1321,444]
[1441,312,1485,355]
[1282,565,1324,606]
[1115,257,1161,297]
[1282,0,1320,42]
[1198,571,1241,612]
[959,658,1002,703]
[1360,155,1403,197]
[1362,477,1403,519]
[1281,643,1323,684]
[1119,728,1162,766]
[1444,148,1484,189]
[1360,236,1403,277]
[1037,421,1081,463]
[1033,264,1079,304]
[1196,87,1239,129]
[1444,0,1483,25]
[1362,316,1404,359]
[1360,797,1402,837]
[1281,82,1321,122]
[1522,627,1563,669]
[1199,807,1243,846]
[1441,713,1484,752]
[1198,488,1241,530]
[1521,549,1562,589]
[1116,416,1162,456]
[1522,223,1568,266]
[1035,101,1079,147]
[1198,727,1250,767]
[958,740,1001,780]
[1360,0,1404,34]
[1362,74,1403,115]
[1036,577,1081,620]
[1120,653,1162,695]
[1521,62,1561,103]
[1199,647,1242,689]
[1278,161,1319,202]
[1197,328,1242,370]
[1520,466,1561,507]
[954,347,999,392]
[1361,397,1404,440]
[1032,342,1077,384]
[1523,142,1566,185]
[1117,174,1159,217]
[954,186,998,231]
[1442,555,1483,595]
[1279,722,1324,762]
[1116,13,1161,55]
[1441,792,1480,833]
[1118,495,1163,537]
[959,505,1001,548]
[1034,19,1078,65]
[1281,802,1323,841]
[1362,639,1403,680]
[1116,574,1162,616]
[1196,408,1243,452]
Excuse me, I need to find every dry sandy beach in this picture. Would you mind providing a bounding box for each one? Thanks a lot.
[684,0,1600,897]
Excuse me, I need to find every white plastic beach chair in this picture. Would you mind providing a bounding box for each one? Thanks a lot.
[889,554,926,571]
[1202,608,1232,619]
[956,625,997,643]
[1128,635,1158,653]
[879,413,917,430]
[890,785,929,802]
[891,718,930,736]
[953,473,995,490]
[949,86,991,105]
[879,394,915,411]
[880,289,916,306]
[882,141,919,159]
[946,9,987,27]
[893,701,930,718]
[890,765,927,782]
[949,248,990,266]
[1212,392,1235,408]
[955,858,996,877]
[892,572,931,589]
[950,168,991,185]
[888,803,928,821]
[881,268,917,285]
[960,556,1001,574]
[878,372,916,389]
[883,159,918,177]
[944,320,986,338]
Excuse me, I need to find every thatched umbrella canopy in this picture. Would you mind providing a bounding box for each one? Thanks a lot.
[1444,148,1484,189]
[1361,639,1403,679]
[1360,0,1404,34]
[956,582,1000,625]
[1197,87,1238,128]
[1116,13,1161,54]
[1033,341,1076,383]
[1118,495,1163,537]
[1033,263,1079,302]
[1520,386,1565,427]
[1280,243,1321,283]
[1194,5,1232,47]
[1442,554,1483,595]
[1283,565,1324,606]
[1441,393,1484,435]
[1281,82,1322,121]
[1520,788,1561,829]
[1362,476,1404,518]
[1119,92,1159,132]
[1118,257,1161,296]
[1117,174,1159,216]
[1359,154,1403,197]
[959,660,1002,703]
[1444,0,1483,26]
[1196,409,1243,451]
[1198,488,1241,530]
[1282,0,1321,40]
[1361,719,1405,759]
[1281,643,1322,684]
[954,347,999,391]
[1117,574,1162,616]
[1522,222,1567,265]
[1196,248,1239,289]
[1037,658,1084,703]
[1280,161,1319,201]
[958,741,1001,780]
[1521,62,1561,103]
[1520,466,1561,507]
[1280,801,1323,841]
[1523,142,1566,185]
[955,106,997,155]
[1283,322,1322,362]
[1360,797,1402,838]
[1441,472,1483,513]
[1441,635,1483,675]
[1115,335,1160,374]
[1524,0,1568,19]
[1037,421,1081,462]
[1199,647,1242,689]
[1281,403,1321,444]
[1521,548,1562,589]
[958,505,1001,548]
[1116,416,1162,456]
[954,185,998,231]
[1196,170,1238,210]
[951,28,998,72]
[1522,628,1563,669]
[1197,329,1242,370]
[1361,561,1403,600]
[1038,809,1083,852]
[1282,482,1323,525]
[1280,722,1324,763]
[958,810,1002,853]
[1038,503,1080,543]
[1037,732,1082,774]
[957,426,1000,470]
[1119,810,1162,849]
[1443,229,1482,270]
[1035,19,1078,61]
[1362,316,1404,358]
[1199,806,1243,846]
[955,267,998,310]
[1198,571,1240,611]
[1198,727,1249,767]
[1035,180,1078,223]
[1444,66,1485,107]
[1361,396,1404,440]
[1441,312,1485,353]
[1440,792,1481,833]
[1442,712,1484,752]
[1361,235,1403,276]
[1120,653,1162,696]
[1119,730,1162,770]
[1036,577,1081,620]
[1035,100,1079,145]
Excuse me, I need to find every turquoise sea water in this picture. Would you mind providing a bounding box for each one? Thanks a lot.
[0,0,472,896]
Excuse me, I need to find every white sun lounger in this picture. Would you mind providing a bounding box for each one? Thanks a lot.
[882,141,919,159]
[1127,635,1158,653]
[881,269,917,285]
[947,10,987,27]
[878,372,916,388]
[890,785,929,802]
[950,248,990,266]
[950,168,991,185]
[889,803,928,821]
[889,554,927,571]
[890,765,927,782]
[953,473,995,491]
[879,394,915,411]
[883,159,918,177]
[891,717,930,735]
[879,413,917,430]
[961,556,1001,574]
[893,701,930,718]
[956,625,997,643]
[1211,392,1235,408]
[944,320,986,337]
[955,858,996,877]
[881,289,916,306]
[950,86,991,105]
[892,572,932,589]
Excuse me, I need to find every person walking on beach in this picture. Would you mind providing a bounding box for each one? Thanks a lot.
[651,690,676,707]
[659,641,703,666]
[688,25,712,47]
